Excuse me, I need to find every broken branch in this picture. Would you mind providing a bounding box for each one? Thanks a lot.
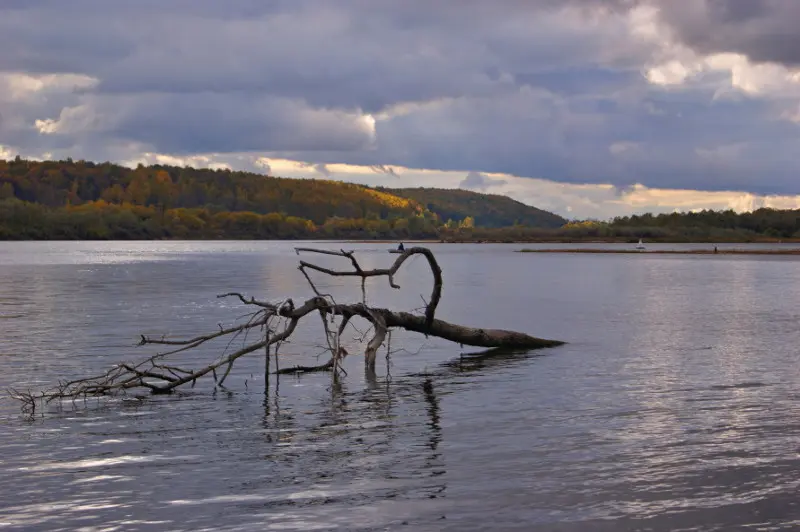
[10,246,562,414]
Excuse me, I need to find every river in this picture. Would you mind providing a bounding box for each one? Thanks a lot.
[1,241,799,531]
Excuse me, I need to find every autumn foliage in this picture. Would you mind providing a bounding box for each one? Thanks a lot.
[0,157,560,240]
[4,157,796,242]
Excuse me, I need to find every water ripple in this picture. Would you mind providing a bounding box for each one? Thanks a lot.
[0,242,799,530]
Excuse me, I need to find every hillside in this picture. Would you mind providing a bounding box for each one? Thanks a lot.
[384,187,567,228]
[1,158,798,242]
[0,158,424,224]
[0,158,567,240]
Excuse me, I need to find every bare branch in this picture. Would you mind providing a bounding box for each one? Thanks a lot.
[216,292,277,309]
[11,247,563,414]
[138,314,269,349]
[294,247,355,258]
[365,314,388,371]
[275,346,349,374]
[295,246,443,329]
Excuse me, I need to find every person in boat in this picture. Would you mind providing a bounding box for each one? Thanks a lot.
[397,242,405,251]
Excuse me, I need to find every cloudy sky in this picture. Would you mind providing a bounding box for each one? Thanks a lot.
[2,0,800,219]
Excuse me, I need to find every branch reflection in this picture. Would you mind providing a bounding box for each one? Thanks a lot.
[256,345,547,509]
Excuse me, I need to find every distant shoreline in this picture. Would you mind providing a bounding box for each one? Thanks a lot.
[517,248,800,255]
[2,238,799,245]
[342,239,800,245]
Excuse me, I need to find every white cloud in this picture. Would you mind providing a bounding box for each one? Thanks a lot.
[631,4,800,108]
[0,144,15,159]
[645,50,800,99]
[1,72,98,102]
[645,59,697,86]
[35,105,101,135]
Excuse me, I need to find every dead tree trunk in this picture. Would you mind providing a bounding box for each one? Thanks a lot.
[10,246,563,413]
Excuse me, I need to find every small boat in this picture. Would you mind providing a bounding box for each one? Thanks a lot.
[635,238,646,250]
[388,249,403,254]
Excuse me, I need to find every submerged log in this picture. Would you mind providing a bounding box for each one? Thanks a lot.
[381,310,562,349]
[9,246,563,413]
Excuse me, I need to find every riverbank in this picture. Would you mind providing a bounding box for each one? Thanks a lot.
[0,235,796,245]
[341,238,794,245]
[517,248,800,255]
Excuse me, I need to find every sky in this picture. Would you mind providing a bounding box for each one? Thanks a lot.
[2,0,800,220]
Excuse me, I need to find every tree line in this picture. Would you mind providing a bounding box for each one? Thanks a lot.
[555,209,800,242]
[1,157,799,241]
[0,158,486,240]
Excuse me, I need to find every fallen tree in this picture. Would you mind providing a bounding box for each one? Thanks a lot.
[10,246,563,414]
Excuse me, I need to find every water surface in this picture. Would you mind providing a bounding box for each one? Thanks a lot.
[1,241,799,531]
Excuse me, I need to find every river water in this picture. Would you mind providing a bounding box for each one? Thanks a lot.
[1,241,799,531]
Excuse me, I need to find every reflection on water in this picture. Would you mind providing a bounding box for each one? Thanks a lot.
[1,377,452,531]
[1,241,800,530]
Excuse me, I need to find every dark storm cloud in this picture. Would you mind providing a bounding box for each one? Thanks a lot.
[654,0,800,66]
[2,0,800,195]
[0,1,644,110]
[113,94,374,154]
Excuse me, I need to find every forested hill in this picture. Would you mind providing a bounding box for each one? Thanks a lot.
[385,187,566,228]
[0,158,565,240]
[2,158,799,242]
[0,158,423,223]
